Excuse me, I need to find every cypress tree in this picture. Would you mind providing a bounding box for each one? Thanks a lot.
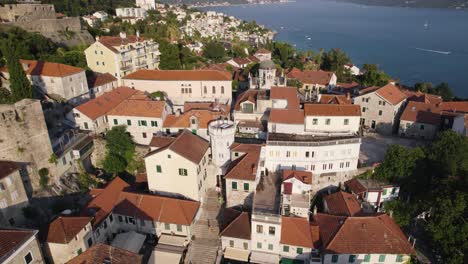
[2,41,33,102]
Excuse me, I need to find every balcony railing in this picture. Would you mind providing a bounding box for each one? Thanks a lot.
[135,60,147,68]
[120,64,133,71]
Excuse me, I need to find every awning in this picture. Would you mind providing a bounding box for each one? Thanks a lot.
[224,247,250,262]
[148,250,182,264]
[250,251,280,264]
[158,234,187,247]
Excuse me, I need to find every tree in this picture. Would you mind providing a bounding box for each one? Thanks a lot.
[102,126,135,175]
[159,42,181,70]
[359,64,390,87]
[433,82,453,101]
[38,168,50,189]
[1,40,33,102]
[426,130,468,177]
[202,41,225,62]
[321,48,351,82]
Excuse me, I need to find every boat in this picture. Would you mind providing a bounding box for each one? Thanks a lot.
[424,20,429,29]
[415,47,450,55]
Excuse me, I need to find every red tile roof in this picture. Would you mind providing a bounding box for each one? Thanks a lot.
[375,84,408,105]
[233,89,268,111]
[269,108,305,124]
[145,130,209,164]
[233,57,252,65]
[87,72,117,88]
[225,144,262,181]
[336,81,360,90]
[220,211,251,240]
[400,101,441,125]
[282,170,312,185]
[304,104,361,116]
[75,87,140,120]
[314,213,415,255]
[149,136,176,149]
[344,178,367,194]
[45,216,91,244]
[107,99,166,118]
[404,90,443,104]
[286,68,335,86]
[183,102,230,114]
[1,60,84,77]
[270,86,300,108]
[66,243,142,264]
[439,101,468,113]
[255,48,271,55]
[281,216,319,248]
[163,109,227,129]
[124,69,232,81]
[0,160,19,180]
[0,229,37,260]
[318,94,352,105]
[98,35,147,53]
[323,191,362,217]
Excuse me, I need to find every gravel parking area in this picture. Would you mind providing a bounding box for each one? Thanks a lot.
[360,133,427,166]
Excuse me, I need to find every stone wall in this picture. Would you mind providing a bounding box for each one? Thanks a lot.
[0,99,56,190]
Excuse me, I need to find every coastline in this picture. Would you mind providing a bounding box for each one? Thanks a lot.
[191,0,293,9]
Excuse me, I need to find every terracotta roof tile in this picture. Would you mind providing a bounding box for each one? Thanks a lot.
[336,81,360,90]
[1,60,84,77]
[107,99,166,118]
[145,130,209,164]
[163,109,227,129]
[149,136,176,149]
[183,102,230,114]
[225,144,262,181]
[66,243,142,264]
[269,108,304,124]
[255,48,271,55]
[0,160,19,180]
[344,178,367,194]
[45,216,91,244]
[282,170,312,185]
[286,68,334,85]
[318,94,352,105]
[0,229,36,260]
[400,101,441,125]
[304,104,361,116]
[270,86,300,108]
[403,90,443,104]
[375,84,408,105]
[220,211,251,240]
[124,69,232,81]
[75,87,139,120]
[234,89,268,111]
[281,216,316,248]
[87,72,117,88]
[438,101,468,113]
[98,35,147,53]
[323,191,362,217]
[314,213,415,254]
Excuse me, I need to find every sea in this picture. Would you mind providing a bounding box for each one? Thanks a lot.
[202,0,468,97]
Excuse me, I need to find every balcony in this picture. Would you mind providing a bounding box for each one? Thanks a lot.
[120,64,133,71]
[134,51,145,58]
[121,56,132,62]
[134,60,147,68]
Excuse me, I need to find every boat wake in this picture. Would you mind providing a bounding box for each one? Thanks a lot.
[415,48,451,55]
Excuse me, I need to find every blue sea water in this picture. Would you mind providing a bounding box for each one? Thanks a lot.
[203,0,468,97]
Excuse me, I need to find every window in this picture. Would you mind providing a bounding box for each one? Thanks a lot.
[127,120,132,126]
[311,151,315,158]
[232,181,237,190]
[348,255,356,263]
[306,151,310,158]
[344,119,349,125]
[346,161,350,167]
[268,244,273,250]
[221,86,225,94]
[229,240,234,247]
[379,255,386,262]
[257,242,262,249]
[139,120,147,126]
[420,124,425,130]
[256,225,263,233]
[323,164,327,170]
[109,214,113,222]
[204,86,207,94]
[243,242,248,250]
[286,151,291,157]
[84,122,89,130]
[212,86,216,94]
[331,255,339,263]
[378,110,383,116]
[329,163,333,169]
[283,245,289,252]
[181,88,185,94]
[178,168,188,176]
[340,162,344,168]
[243,183,249,191]
[118,215,123,222]
[151,121,158,127]
[165,223,170,230]
[362,107,366,113]
[396,255,403,262]
[140,219,145,226]
[311,164,315,171]
[142,132,147,138]
[363,254,371,262]
[379,100,382,105]
[268,226,275,235]
[24,252,33,264]
[312,118,318,125]
[296,247,303,254]
[156,165,162,173]
[242,103,254,113]
[96,61,100,65]
[325,119,331,125]
[87,237,93,247]
[168,154,171,159]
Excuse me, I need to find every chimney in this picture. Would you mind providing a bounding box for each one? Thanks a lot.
[136,30,140,39]
[175,110,181,117]
[346,92,351,100]
[119,32,127,39]
[251,164,257,174]
[96,36,100,42]
[21,62,30,72]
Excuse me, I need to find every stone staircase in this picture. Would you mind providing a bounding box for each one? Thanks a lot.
[185,189,222,264]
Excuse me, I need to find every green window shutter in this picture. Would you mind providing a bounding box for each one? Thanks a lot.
[243,182,249,191]
[332,255,339,263]
[296,247,303,254]
[127,120,131,126]
[396,255,403,262]
[113,119,118,125]
[232,181,237,190]
[179,168,188,176]
[364,254,371,262]
[349,255,356,263]
[156,165,161,173]
[151,121,158,127]
[177,224,182,231]
[379,255,386,262]
[383,189,388,195]
[283,245,289,252]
